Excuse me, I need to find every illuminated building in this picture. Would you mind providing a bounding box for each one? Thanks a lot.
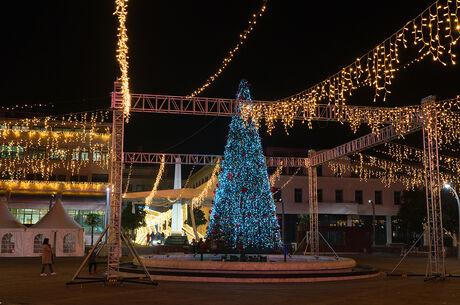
[0,112,111,245]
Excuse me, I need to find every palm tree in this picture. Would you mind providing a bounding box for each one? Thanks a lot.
[85,213,102,246]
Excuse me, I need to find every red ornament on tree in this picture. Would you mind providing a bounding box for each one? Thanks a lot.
[247,212,252,216]
[235,224,239,228]
[241,187,247,193]
[237,243,243,249]
[270,187,276,193]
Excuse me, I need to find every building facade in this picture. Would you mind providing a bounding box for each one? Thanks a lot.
[0,114,111,244]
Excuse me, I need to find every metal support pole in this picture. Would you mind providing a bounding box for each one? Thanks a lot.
[444,184,460,260]
[308,150,319,256]
[281,198,286,262]
[368,200,376,248]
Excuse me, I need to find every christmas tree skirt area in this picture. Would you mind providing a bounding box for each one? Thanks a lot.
[119,254,380,283]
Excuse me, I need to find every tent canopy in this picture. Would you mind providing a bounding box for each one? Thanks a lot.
[0,199,25,229]
[30,199,81,229]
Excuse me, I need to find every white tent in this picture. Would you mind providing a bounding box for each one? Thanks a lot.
[0,198,26,257]
[25,199,84,257]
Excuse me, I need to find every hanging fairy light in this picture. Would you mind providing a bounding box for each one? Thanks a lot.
[191,161,221,207]
[114,0,131,122]
[145,156,166,204]
[188,0,268,97]
[0,110,111,180]
[241,0,460,134]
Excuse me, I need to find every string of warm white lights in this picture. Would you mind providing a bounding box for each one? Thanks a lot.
[122,163,133,198]
[145,156,165,205]
[241,0,460,134]
[0,110,111,180]
[191,161,221,207]
[271,167,301,196]
[269,164,283,186]
[165,165,196,203]
[0,179,108,193]
[1,103,54,112]
[114,0,131,122]
[188,1,268,97]
[327,152,459,190]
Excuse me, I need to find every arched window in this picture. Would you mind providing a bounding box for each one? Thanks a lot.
[63,233,76,253]
[33,234,45,253]
[1,233,15,253]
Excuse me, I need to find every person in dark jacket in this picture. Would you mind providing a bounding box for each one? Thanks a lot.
[40,238,56,276]
[88,250,97,275]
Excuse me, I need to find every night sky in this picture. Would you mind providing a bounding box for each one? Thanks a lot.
[2,0,459,155]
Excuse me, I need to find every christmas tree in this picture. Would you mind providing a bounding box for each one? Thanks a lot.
[206,80,281,250]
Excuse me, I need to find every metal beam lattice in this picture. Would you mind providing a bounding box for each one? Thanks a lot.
[128,93,423,124]
[421,97,445,279]
[107,82,125,280]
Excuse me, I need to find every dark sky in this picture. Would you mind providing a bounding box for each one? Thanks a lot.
[2,0,459,155]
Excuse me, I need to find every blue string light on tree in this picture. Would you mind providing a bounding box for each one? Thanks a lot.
[206,79,282,250]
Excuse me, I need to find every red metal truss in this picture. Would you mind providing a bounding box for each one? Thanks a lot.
[310,124,422,166]
[124,152,309,167]
[121,93,424,124]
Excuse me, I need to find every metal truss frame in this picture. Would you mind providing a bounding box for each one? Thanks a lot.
[421,96,445,279]
[109,82,442,278]
[129,93,423,124]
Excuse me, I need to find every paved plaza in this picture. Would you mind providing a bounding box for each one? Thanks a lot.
[1,254,460,305]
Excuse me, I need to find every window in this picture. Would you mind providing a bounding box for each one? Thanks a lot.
[394,191,401,205]
[33,234,45,253]
[1,233,14,253]
[375,191,383,205]
[49,148,67,161]
[70,175,79,182]
[288,167,297,175]
[136,185,143,192]
[72,148,80,161]
[28,146,38,159]
[0,145,24,159]
[101,149,109,162]
[92,174,109,182]
[63,234,76,253]
[316,165,322,177]
[81,148,89,161]
[317,189,323,202]
[37,147,46,160]
[57,175,67,181]
[294,188,302,203]
[93,148,102,162]
[335,190,343,203]
[79,175,88,182]
[355,190,363,204]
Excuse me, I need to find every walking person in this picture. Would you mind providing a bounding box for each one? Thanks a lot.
[146,233,151,246]
[40,238,56,276]
[88,250,97,275]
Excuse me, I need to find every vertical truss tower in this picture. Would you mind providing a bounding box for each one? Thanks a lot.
[107,82,125,280]
[421,96,445,279]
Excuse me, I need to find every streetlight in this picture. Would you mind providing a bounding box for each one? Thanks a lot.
[368,199,376,248]
[444,183,460,260]
[276,198,286,262]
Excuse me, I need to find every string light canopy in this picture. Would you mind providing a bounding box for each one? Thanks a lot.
[241,0,460,134]
[114,0,131,122]
[145,155,165,205]
[188,0,268,97]
[0,110,111,181]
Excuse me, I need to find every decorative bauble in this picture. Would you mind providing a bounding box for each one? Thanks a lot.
[247,212,252,216]
[270,187,276,193]
[216,183,219,187]
[241,187,247,193]
[235,224,239,228]
[237,243,243,249]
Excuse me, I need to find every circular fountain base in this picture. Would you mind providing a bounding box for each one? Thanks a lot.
[126,254,380,283]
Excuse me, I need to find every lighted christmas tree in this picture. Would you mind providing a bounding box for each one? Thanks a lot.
[206,80,281,250]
